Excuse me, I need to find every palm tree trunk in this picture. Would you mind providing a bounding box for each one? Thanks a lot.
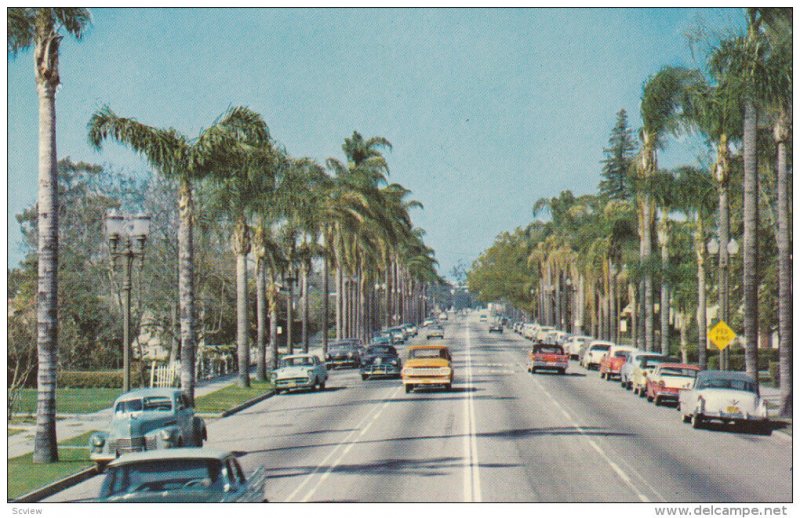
[629,282,637,347]
[660,225,670,356]
[177,176,197,407]
[301,265,309,353]
[268,276,279,370]
[287,277,294,354]
[335,264,342,340]
[643,195,654,352]
[322,253,329,357]
[256,256,267,381]
[384,268,391,328]
[33,74,59,464]
[233,216,250,388]
[775,113,792,416]
[609,266,617,343]
[742,100,759,385]
[679,310,688,364]
[695,219,708,370]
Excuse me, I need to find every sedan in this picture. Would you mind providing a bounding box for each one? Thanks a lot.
[678,370,769,432]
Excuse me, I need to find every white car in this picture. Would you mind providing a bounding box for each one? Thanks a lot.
[565,335,593,360]
[534,326,556,343]
[678,370,769,432]
[579,340,613,370]
[273,354,328,393]
[522,323,538,340]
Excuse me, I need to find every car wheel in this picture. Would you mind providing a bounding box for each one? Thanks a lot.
[633,385,639,396]
[405,384,413,394]
[531,367,536,374]
[691,413,704,429]
[444,383,452,391]
[653,395,661,406]
[558,368,565,375]
[319,381,326,391]
[647,392,654,403]
[682,412,691,423]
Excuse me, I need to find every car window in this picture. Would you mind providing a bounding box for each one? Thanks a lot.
[100,459,223,496]
[536,346,563,354]
[659,367,698,378]
[142,397,173,412]
[614,351,630,359]
[697,377,757,393]
[115,399,143,414]
[409,349,448,360]
[590,345,611,352]
[230,458,246,484]
[281,357,314,367]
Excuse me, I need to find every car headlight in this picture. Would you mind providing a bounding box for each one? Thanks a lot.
[347,352,353,358]
[160,429,177,441]
[90,434,105,448]
[307,369,315,375]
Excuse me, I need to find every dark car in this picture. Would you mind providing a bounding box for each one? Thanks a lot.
[488,323,503,333]
[360,345,402,380]
[325,340,361,368]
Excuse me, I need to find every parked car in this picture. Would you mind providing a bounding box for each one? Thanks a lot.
[564,335,593,360]
[599,345,637,380]
[402,345,453,393]
[579,340,613,370]
[386,328,406,344]
[678,370,769,432]
[628,353,679,395]
[402,323,418,337]
[89,388,207,467]
[645,363,701,405]
[426,324,445,339]
[326,340,362,368]
[423,318,435,327]
[479,313,488,322]
[273,354,328,393]
[370,335,392,346]
[488,322,503,333]
[95,449,268,502]
[528,343,568,374]
[360,345,402,380]
[438,312,449,321]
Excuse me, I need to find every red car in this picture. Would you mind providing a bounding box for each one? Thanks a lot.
[645,363,701,405]
[599,345,636,381]
[528,344,568,374]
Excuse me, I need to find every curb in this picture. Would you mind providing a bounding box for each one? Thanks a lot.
[219,390,276,418]
[13,466,98,503]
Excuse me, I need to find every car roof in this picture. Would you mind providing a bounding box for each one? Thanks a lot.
[697,370,756,382]
[115,388,179,401]
[108,448,233,467]
[408,344,449,350]
[589,340,614,346]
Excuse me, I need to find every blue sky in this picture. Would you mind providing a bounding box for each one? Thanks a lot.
[7,7,745,276]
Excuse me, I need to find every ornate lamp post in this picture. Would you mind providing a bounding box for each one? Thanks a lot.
[707,237,739,369]
[284,270,297,354]
[106,210,151,393]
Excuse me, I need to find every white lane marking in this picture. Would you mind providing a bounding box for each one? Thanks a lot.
[299,385,401,502]
[283,385,399,502]
[462,323,482,502]
[529,375,653,503]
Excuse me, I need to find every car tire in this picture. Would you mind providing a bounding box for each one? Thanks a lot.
[633,385,639,396]
[444,383,452,391]
[653,395,661,406]
[319,381,326,391]
[647,392,654,402]
[558,368,565,375]
[691,413,704,429]
[682,412,691,423]
[531,368,536,374]
[405,384,413,394]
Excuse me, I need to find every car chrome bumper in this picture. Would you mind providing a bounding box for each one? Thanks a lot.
[402,376,451,385]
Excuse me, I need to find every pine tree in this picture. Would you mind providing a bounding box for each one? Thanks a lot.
[599,109,637,200]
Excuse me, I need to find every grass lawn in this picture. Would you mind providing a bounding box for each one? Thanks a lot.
[195,379,274,414]
[8,430,98,500]
[15,388,122,416]
[8,427,26,437]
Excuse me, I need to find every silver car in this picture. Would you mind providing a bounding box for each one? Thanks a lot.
[273,354,328,393]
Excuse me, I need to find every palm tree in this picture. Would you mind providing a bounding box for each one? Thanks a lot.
[638,66,704,351]
[88,105,267,401]
[207,137,274,388]
[8,6,92,464]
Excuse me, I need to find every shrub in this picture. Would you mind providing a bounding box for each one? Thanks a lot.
[769,361,780,386]
[58,371,123,388]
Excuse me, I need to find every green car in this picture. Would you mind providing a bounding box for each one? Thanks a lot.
[95,449,268,502]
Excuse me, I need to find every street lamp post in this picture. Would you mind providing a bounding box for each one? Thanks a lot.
[106,210,150,393]
[285,271,297,354]
[707,237,739,370]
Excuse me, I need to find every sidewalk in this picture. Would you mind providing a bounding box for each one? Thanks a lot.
[6,337,330,458]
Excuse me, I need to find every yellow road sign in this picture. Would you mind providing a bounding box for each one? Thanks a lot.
[708,320,736,350]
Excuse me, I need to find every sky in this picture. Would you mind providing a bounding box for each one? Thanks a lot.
[7,7,746,277]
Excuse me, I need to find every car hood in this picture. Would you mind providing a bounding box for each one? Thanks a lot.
[109,413,172,439]
[364,355,400,364]
[405,358,450,368]
[659,376,695,390]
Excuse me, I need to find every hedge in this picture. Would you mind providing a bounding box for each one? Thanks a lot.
[58,370,124,388]
[706,350,778,372]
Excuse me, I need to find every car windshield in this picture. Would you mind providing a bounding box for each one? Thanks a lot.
[142,397,172,412]
[696,377,757,393]
[614,351,630,358]
[367,346,396,356]
[641,356,677,368]
[281,357,314,367]
[115,399,143,414]
[660,367,698,378]
[100,459,224,496]
[409,349,448,359]
[328,345,352,353]
[536,346,563,354]
[591,345,611,351]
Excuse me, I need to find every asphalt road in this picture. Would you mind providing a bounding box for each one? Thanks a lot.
[48,315,792,502]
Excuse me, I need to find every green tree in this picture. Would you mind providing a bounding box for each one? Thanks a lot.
[599,109,637,200]
[8,6,92,464]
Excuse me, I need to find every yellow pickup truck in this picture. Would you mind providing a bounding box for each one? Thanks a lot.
[401,345,453,393]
